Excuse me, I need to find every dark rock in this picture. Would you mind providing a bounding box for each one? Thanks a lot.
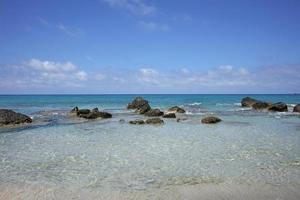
[92,107,99,112]
[71,106,79,113]
[167,106,186,113]
[77,109,90,116]
[145,109,163,117]
[201,116,221,124]
[252,101,271,110]
[0,109,32,125]
[127,97,149,109]
[129,119,145,125]
[136,103,151,114]
[241,97,259,107]
[268,102,288,112]
[293,104,300,113]
[145,118,164,124]
[163,113,176,118]
[119,119,126,123]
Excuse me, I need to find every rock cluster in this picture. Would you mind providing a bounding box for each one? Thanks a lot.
[241,97,288,112]
[0,109,32,126]
[71,107,112,119]
[129,117,164,125]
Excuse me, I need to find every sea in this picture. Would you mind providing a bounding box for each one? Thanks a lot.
[0,94,299,200]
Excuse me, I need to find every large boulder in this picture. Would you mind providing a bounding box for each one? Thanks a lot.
[127,97,151,114]
[241,97,259,107]
[252,101,271,110]
[77,109,90,116]
[163,113,176,118]
[268,102,288,112]
[201,116,221,124]
[127,97,149,109]
[293,104,300,113]
[167,106,186,113]
[145,118,164,125]
[144,109,163,117]
[0,109,32,125]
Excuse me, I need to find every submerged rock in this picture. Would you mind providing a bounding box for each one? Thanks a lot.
[145,109,163,117]
[167,106,186,113]
[0,109,32,126]
[241,97,259,107]
[201,116,221,124]
[252,101,271,110]
[268,102,288,112]
[293,104,300,113]
[129,119,145,125]
[145,118,164,124]
[163,113,176,118]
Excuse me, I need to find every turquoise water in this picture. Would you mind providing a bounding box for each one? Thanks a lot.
[0,94,300,199]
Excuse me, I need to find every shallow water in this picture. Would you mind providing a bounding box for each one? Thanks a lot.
[0,94,299,199]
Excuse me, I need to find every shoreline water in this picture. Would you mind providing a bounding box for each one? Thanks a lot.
[0,94,299,199]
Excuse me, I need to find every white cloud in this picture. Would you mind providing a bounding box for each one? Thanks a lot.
[138,21,170,32]
[94,73,106,81]
[57,23,79,36]
[138,68,161,84]
[102,0,156,16]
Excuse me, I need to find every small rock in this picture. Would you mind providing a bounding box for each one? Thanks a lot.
[201,116,221,124]
[71,106,79,113]
[145,109,163,117]
[145,118,164,124]
[129,119,145,125]
[293,104,300,113]
[167,106,186,113]
[119,119,126,123]
[92,107,99,112]
[163,113,176,118]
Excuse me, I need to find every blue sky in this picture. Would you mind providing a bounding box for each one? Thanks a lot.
[0,0,300,94]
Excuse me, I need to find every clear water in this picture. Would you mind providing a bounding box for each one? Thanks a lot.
[0,94,299,199]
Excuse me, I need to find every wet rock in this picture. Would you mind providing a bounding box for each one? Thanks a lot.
[92,108,99,112]
[268,102,288,112]
[145,118,164,124]
[77,109,90,116]
[201,116,221,124]
[167,106,186,113]
[71,106,79,113]
[127,97,150,109]
[241,97,259,107]
[293,104,300,113]
[163,113,176,118]
[136,104,151,114]
[0,109,32,126]
[71,107,112,119]
[145,109,163,117]
[127,97,152,115]
[129,119,145,125]
[252,101,271,110]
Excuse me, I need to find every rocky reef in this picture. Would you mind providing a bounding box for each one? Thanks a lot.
[0,109,32,126]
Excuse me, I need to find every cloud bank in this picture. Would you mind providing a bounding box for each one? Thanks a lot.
[0,59,299,94]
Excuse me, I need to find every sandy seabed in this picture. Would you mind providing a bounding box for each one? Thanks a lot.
[1,183,300,200]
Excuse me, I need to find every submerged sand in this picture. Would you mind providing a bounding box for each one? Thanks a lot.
[1,183,300,200]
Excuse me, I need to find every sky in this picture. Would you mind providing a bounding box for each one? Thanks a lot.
[0,0,300,94]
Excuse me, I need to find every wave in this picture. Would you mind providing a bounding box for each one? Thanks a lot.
[188,102,202,106]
